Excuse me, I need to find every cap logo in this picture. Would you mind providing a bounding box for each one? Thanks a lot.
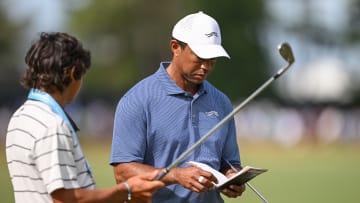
[204,32,218,38]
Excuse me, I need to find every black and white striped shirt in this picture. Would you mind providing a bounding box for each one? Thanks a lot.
[6,100,95,202]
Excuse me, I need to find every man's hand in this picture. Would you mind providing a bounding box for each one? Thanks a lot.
[220,171,246,198]
[170,166,218,193]
[125,171,165,202]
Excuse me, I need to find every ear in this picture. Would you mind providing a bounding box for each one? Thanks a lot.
[70,66,81,80]
[170,40,182,57]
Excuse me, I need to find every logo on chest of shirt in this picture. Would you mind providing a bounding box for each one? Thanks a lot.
[205,111,219,118]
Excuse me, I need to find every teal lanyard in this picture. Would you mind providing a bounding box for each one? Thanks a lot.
[28,88,92,176]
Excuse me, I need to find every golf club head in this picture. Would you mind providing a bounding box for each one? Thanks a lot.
[278,42,295,64]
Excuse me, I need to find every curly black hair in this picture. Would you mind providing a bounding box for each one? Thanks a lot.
[21,32,91,92]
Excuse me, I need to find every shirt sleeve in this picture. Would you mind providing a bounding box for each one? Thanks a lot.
[33,120,80,194]
[221,117,241,167]
[220,97,241,168]
[110,94,147,165]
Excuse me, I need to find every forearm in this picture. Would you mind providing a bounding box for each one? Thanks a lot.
[76,185,127,203]
[52,185,127,203]
[113,162,156,183]
[113,162,180,185]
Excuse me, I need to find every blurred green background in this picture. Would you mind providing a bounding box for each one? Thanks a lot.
[2,140,360,203]
[2,0,360,202]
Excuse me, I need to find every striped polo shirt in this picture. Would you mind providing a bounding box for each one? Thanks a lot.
[110,62,240,203]
[6,100,95,203]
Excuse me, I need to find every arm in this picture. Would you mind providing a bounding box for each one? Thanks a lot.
[51,185,127,203]
[113,162,218,193]
[51,171,164,203]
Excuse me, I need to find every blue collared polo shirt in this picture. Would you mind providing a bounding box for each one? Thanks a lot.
[110,62,240,203]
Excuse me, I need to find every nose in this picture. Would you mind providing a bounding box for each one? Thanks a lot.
[200,63,208,71]
[200,59,216,70]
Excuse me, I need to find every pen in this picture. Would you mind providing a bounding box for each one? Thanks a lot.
[224,160,269,203]
[224,159,240,173]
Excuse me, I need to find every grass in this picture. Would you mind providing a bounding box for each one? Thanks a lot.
[1,139,360,203]
[227,141,360,203]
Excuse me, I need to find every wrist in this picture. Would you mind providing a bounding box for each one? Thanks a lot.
[167,167,180,184]
[122,181,131,201]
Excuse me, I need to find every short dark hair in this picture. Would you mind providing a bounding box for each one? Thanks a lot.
[171,37,187,49]
[21,32,91,92]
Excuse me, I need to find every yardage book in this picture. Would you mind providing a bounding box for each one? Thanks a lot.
[188,161,267,190]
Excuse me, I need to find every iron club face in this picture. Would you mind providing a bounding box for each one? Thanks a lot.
[278,42,295,64]
[274,42,295,78]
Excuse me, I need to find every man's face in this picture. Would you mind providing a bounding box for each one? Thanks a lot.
[177,45,216,85]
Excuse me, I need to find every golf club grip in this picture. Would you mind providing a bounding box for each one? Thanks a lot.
[154,168,169,180]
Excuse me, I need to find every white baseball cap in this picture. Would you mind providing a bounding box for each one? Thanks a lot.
[172,11,230,59]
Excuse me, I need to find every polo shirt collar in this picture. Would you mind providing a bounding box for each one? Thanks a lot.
[65,111,80,132]
[157,62,207,96]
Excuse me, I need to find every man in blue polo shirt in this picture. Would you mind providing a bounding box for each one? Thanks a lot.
[110,11,245,203]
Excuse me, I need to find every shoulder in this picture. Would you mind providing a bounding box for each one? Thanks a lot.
[10,100,70,138]
[115,73,161,113]
[126,75,157,95]
[120,72,163,102]
[26,100,64,121]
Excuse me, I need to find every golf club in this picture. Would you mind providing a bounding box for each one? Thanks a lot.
[224,159,269,203]
[154,42,295,183]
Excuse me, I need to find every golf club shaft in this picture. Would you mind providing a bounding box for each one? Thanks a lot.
[155,62,293,181]
[246,182,269,203]
[224,159,268,202]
